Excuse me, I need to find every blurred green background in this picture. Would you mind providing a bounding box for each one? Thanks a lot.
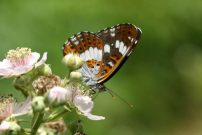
[1,0,202,134]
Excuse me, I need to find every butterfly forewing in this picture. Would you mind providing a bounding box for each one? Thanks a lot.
[96,23,142,83]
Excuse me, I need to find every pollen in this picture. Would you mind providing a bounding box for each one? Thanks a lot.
[6,47,31,60]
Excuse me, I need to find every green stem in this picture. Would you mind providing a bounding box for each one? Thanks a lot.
[31,112,44,135]
[67,69,73,79]
[46,109,68,122]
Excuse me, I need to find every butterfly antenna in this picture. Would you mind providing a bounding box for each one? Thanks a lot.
[104,86,134,108]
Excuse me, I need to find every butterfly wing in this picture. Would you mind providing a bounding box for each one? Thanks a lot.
[63,32,105,85]
[96,23,142,83]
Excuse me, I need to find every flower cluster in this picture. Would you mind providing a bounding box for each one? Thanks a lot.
[0,48,105,135]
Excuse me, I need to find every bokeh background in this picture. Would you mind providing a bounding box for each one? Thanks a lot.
[1,0,202,134]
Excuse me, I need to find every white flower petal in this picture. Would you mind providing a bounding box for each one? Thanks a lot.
[0,59,13,77]
[73,95,93,113]
[13,97,32,117]
[0,59,11,69]
[35,52,47,68]
[84,113,105,121]
[0,121,10,131]
[26,52,40,67]
[0,68,13,77]
[10,66,33,76]
[73,95,105,120]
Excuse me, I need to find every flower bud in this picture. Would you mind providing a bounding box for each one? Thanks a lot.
[70,71,82,81]
[47,86,72,106]
[32,96,46,112]
[37,64,52,76]
[62,54,83,70]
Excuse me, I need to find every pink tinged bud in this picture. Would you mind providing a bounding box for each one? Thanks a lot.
[48,86,72,104]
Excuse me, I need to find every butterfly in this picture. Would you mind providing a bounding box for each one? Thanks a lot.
[63,23,142,91]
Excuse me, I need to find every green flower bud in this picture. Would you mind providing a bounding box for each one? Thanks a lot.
[37,64,52,76]
[62,54,83,70]
[70,71,82,81]
[32,96,46,112]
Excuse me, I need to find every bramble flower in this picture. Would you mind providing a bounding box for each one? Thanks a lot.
[0,47,47,77]
[73,95,105,121]
[62,53,83,70]
[47,86,72,105]
[67,85,105,121]
[0,95,31,121]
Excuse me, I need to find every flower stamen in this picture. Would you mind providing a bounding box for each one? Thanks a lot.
[6,48,32,68]
[0,95,15,121]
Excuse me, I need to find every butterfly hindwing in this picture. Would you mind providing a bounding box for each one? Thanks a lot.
[96,23,142,83]
[63,32,105,85]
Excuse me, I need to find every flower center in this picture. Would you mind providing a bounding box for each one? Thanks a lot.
[0,95,15,121]
[6,47,32,67]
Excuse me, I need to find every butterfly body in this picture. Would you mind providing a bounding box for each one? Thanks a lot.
[63,23,142,91]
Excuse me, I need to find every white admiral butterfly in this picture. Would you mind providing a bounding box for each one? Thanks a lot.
[63,23,142,91]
